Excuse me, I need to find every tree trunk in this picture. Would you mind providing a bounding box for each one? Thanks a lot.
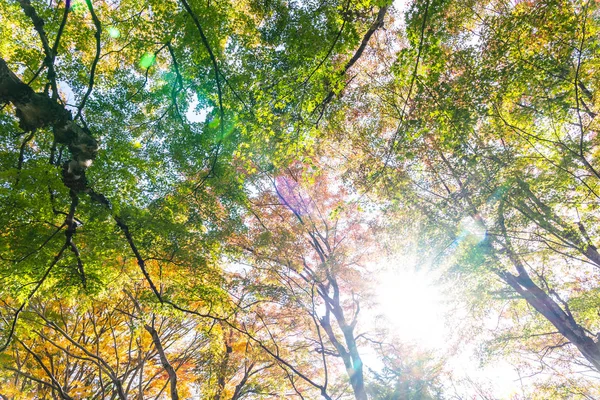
[144,324,179,400]
[500,270,600,371]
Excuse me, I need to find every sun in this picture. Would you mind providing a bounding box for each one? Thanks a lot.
[373,256,448,349]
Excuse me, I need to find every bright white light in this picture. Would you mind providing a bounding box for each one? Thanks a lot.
[446,354,521,399]
[373,259,522,398]
[186,96,212,123]
[58,81,76,112]
[374,258,448,349]
[393,0,411,14]
[457,216,487,244]
[391,0,411,30]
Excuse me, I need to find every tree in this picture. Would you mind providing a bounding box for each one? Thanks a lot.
[0,0,398,398]
[0,286,205,399]
[231,162,383,399]
[325,0,600,392]
[3,0,600,397]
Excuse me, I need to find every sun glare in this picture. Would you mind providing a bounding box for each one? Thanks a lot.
[373,258,523,399]
[375,258,448,349]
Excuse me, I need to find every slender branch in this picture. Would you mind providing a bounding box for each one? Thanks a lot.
[52,0,71,57]
[18,0,59,99]
[14,131,35,187]
[0,242,68,352]
[315,5,389,123]
[302,0,351,87]
[385,0,430,159]
[76,0,103,119]
[179,0,224,140]
[15,337,74,400]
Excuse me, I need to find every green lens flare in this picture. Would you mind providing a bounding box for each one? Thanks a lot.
[70,0,84,12]
[108,27,120,38]
[139,53,156,69]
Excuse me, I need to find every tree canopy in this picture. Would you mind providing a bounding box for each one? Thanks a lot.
[1,0,600,398]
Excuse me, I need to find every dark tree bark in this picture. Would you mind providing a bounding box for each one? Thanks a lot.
[0,57,97,191]
[144,323,180,400]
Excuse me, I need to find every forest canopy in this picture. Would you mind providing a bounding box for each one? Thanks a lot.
[1,0,599,398]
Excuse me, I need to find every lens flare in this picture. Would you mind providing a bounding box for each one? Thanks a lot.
[108,27,120,38]
[140,53,156,69]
